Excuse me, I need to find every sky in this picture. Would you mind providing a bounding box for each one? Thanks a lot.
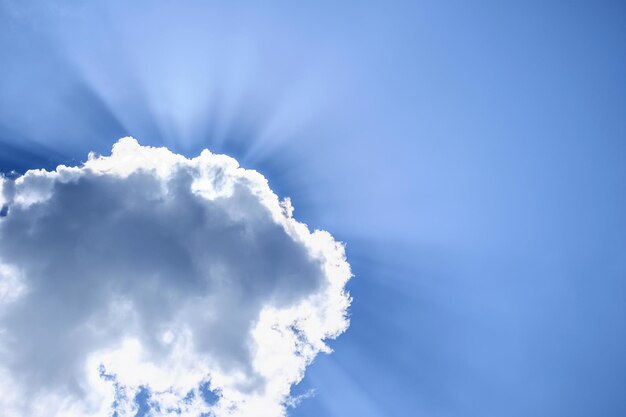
[0,1,625,416]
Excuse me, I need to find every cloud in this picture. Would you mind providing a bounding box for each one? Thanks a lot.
[0,138,351,417]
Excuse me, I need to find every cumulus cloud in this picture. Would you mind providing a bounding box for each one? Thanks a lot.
[0,138,351,417]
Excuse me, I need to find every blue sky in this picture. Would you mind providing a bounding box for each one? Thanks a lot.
[1,1,625,416]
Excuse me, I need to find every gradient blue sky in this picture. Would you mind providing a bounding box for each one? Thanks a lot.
[1,1,625,416]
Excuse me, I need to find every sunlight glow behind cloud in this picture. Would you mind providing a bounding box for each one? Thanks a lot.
[0,138,351,417]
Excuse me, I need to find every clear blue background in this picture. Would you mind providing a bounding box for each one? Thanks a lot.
[1,1,625,416]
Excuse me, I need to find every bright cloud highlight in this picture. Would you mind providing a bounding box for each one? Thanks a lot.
[0,138,351,417]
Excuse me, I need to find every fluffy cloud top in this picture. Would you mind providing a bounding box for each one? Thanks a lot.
[0,138,351,417]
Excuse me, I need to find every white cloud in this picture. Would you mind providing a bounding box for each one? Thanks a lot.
[0,138,351,417]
